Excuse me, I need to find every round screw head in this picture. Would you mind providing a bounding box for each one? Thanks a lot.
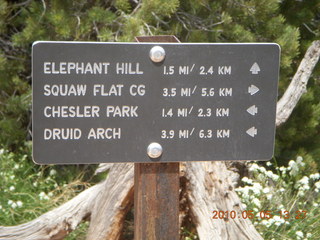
[149,46,166,63]
[147,142,163,158]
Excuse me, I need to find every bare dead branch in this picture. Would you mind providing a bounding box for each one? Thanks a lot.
[276,40,320,126]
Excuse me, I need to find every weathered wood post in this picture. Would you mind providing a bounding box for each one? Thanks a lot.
[134,36,180,240]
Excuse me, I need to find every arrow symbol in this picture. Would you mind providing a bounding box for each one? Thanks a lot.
[246,127,257,137]
[248,85,260,95]
[250,62,260,74]
[247,105,258,116]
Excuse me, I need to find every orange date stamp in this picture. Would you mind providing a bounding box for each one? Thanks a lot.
[212,210,307,220]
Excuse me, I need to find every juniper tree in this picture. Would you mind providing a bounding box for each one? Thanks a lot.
[0,0,319,237]
[1,0,319,167]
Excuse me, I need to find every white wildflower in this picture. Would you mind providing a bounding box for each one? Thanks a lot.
[266,194,273,200]
[0,205,2,210]
[296,176,310,192]
[262,187,270,194]
[16,201,23,208]
[14,164,19,169]
[273,215,285,226]
[249,163,259,172]
[298,176,309,185]
[242,176,248,182]
[266,170,274,178]
[33,182,38,187]
[252,182,262,195]
[236,186,251,199]
[39,192,50,201]
[0,149,4,155]
[280,208,287,214]
[279,166,287,173]
[268,218,275,225]
[272,173,279,181]
[257,173,266,181]
[259,166,267,174]
[297,190,305,197]
[297,177,310,192]
[306,233,312,238]
[296,156,305,167]
[9,186,15,191]
[8,200,19,209]
[242,177,253,185]
[252,198,261,208]
[266,161,272,166]
[49,169,57,176]
[315,181,320,192]
[289,160,299,176]
[288,160,296,168]
[310,173,320,180]
[296,231,304,239]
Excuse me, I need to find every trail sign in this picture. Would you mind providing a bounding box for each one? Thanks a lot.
[32,42,280,164]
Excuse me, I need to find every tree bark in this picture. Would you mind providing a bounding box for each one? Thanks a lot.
[86,163,134,240]
[185,161,262,240]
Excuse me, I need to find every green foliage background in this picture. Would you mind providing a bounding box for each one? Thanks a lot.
[0,0,319,238]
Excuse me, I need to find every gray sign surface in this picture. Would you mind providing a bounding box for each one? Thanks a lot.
[32,42,280,164]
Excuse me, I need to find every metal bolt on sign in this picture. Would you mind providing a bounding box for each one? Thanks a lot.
[149,46,166,63]
[147,142,163,158]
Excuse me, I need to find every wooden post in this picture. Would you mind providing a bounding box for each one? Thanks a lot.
[134,36,180,240]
